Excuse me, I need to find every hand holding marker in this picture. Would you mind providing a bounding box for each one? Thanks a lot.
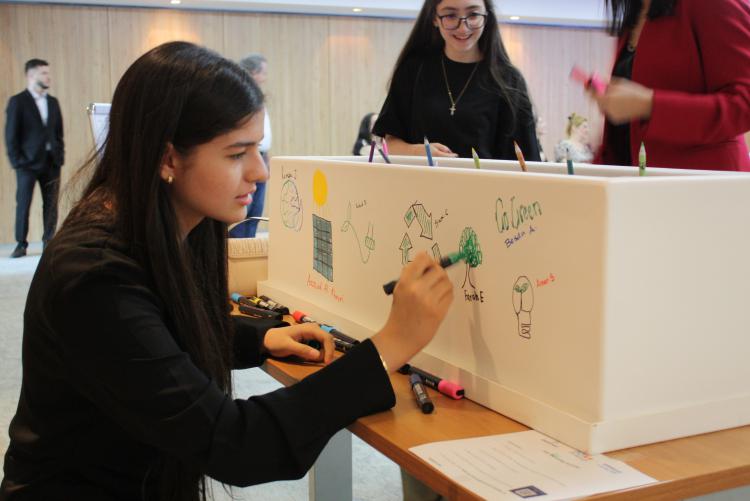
[292,310,358,352]
[570,65,606,96]
[383,251,464,295]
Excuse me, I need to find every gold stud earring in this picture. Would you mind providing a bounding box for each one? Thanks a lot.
[167,175,174,184]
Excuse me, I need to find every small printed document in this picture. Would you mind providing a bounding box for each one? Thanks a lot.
[409,431,656,500]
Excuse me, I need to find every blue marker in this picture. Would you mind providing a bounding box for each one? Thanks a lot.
[424,136,434,167]
[320,325,359,345]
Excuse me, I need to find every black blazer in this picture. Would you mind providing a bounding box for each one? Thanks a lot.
[4,89,64,170]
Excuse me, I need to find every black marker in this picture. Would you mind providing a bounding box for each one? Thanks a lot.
[259,295,290,315]
[247,295,273,310]
[238,303,281,320]
[231,293,281,319]
[304,337,353,353]
[410,373,434,414]
[382,251,464,295]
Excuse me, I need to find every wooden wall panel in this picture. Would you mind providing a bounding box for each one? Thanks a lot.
[326,17,412,157]
[107,7,226,87]
[502,23,615,160]
[223,13,331,156]
[0,7,19,245]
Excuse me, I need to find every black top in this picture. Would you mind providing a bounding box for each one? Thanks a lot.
[607,45,636,166]
[4,90,65,171]
[0,212,395,500]
[373,51,540,161]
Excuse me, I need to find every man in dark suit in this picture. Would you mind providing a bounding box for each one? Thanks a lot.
[4,58,65,258]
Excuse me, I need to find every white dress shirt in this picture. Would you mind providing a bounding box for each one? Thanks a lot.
[28,86,48,125]
[259,107,272,154]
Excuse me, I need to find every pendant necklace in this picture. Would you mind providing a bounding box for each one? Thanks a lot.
[441,55,480,116]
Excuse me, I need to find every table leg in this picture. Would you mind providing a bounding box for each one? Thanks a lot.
[309,428,353,501]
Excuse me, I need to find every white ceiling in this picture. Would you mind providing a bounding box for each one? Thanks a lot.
[5,0,608,26]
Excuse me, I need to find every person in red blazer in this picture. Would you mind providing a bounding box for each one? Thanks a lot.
[594,0,750,171]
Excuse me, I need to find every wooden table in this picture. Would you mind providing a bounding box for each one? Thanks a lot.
[263,355,750,501]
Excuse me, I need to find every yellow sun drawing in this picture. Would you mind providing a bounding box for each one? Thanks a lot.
[312,169,328,207]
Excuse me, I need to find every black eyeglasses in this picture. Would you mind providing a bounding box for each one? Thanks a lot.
[437,12,487,30]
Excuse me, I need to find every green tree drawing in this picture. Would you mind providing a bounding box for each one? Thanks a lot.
[459,227,483,289]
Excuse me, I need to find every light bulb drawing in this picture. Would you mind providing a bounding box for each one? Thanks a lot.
[512,276,534,339]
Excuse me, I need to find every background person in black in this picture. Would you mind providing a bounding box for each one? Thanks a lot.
[373,0,540,162]
[0,42,454,500]
[352,112,378,155]
[4,59,65,258]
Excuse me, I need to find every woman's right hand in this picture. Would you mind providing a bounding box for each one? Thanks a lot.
[371,252,454,372]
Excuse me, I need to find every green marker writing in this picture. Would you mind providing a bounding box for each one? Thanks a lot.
[382,251,464,295]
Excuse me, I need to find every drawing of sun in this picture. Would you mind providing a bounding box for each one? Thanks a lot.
[312,170,328,207]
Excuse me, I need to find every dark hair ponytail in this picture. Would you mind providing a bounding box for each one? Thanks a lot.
[68,41,264,500]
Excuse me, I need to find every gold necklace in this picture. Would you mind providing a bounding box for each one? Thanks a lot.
[441,55,480,116]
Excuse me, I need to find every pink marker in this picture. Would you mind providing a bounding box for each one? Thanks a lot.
[399,364,464,400]
[570,65,606,96]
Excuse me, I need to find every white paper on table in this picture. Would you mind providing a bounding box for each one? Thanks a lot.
[409,430,656,500]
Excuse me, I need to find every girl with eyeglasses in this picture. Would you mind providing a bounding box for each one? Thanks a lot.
[593,0,750,171]
[0,42,454,500]
[373,0,541,162]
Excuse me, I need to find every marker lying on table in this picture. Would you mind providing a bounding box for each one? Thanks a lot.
[231,293,281,319]
[382,251,464,295]
[320,325,359,345]
[245,294,273,310]
[399,364,465,399]
[259,295,290,315]
[292,310,360,346]
[410,373,434,414]
[303,337,354,353]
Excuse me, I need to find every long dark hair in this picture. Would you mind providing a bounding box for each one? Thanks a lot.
[392,0,530,125]
[606,0,677,35]
[67,41,263,500]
